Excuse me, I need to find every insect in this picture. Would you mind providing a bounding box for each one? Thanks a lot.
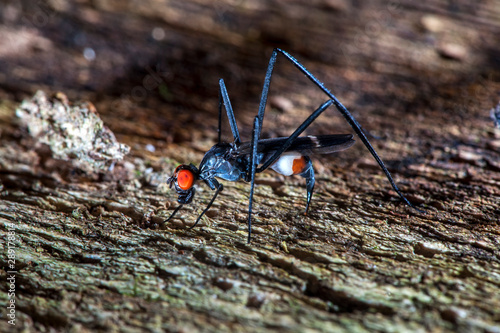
[165,48,420,242]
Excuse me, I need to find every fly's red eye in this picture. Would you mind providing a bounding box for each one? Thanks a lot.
[177,169,194,190]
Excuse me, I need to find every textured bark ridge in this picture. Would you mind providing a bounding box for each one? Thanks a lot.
[0,1,499,332]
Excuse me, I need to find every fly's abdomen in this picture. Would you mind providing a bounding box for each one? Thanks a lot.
[270,153,311,176]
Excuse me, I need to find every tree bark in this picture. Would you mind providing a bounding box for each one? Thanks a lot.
[1,0,499,332]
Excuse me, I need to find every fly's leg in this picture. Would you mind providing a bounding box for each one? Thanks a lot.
[218,79,241,144]
[164,204,183,223]
[188,183,223,230]
[247,116,260,243]
[272,49,421,212]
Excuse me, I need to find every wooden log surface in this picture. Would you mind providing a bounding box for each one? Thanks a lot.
[0,0,499,332]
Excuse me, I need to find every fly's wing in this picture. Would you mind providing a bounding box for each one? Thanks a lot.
[238,134,355,156]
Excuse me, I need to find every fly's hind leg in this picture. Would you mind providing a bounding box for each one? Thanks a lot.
[299,157,315,214]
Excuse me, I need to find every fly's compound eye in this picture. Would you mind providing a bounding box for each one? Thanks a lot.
[170,164,199,192]
[177,169,195,190]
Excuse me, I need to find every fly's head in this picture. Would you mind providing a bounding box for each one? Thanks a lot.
[167,164,199,204]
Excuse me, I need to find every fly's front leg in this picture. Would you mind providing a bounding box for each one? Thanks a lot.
[188,182,223,230]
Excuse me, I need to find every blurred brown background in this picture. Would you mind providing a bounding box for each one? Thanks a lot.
[2,0,498,147]
[1,1,499,332]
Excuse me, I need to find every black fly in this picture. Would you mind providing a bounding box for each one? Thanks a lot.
[166,48,420,242]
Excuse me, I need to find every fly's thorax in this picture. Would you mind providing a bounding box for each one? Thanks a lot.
[199,143,246,182]
[270,152,311,176]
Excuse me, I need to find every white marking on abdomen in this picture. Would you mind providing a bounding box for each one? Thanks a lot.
[270,152,302,176]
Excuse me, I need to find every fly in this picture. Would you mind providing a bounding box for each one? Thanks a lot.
[165,48,421,242]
